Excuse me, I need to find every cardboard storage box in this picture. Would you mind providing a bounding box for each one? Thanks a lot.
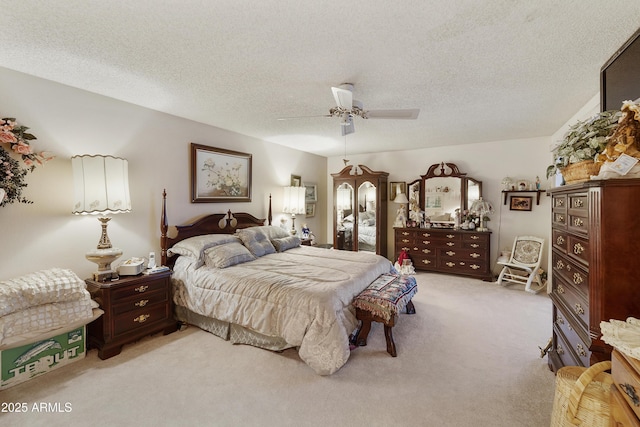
[1,326,86,390]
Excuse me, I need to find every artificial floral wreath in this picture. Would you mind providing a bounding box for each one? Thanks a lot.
[0,117,54,206]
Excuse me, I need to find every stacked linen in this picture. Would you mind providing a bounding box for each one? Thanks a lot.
[0,268,96,346]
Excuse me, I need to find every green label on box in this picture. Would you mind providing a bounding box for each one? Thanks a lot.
[1,328,85,384]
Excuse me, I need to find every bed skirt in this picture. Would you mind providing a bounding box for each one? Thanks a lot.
[175,305,291,351]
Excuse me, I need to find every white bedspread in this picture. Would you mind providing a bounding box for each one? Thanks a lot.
[172,246,392,375]
[0,268,96,346]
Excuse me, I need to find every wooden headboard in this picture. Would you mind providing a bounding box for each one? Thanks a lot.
[160,190,272,267]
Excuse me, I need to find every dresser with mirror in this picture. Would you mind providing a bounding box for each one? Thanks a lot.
[395,162,492,280]
[332,164,388,257]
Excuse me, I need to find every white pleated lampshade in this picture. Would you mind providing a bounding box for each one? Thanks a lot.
[72,155,131,215]
[283,186,306,215]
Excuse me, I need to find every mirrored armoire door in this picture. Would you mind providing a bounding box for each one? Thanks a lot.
[332,165,388,257]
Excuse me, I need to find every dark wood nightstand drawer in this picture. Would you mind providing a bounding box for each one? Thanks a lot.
[110,276,168,301]
[612,350,640,422]
[113,302,171,336]
[112,289,168,315]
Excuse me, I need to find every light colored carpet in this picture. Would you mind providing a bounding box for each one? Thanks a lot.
[0,272,556,427]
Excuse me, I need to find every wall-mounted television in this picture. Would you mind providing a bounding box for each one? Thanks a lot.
[601,27,640,111]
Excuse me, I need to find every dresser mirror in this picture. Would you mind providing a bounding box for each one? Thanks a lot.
[411,162,482,226]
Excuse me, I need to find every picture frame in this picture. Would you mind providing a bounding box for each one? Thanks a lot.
[425,193,442,209]
[290,174,302,187]
[389,182,406,202]
[304,183,317,203]
[305,203,315,217]
[190,143,252,203]
[510,196,532,211]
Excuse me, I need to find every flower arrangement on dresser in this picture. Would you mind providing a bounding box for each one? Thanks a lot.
[0,117,53,206]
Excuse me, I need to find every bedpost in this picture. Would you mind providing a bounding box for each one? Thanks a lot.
[268,193,272,225]
[161,189,168,266]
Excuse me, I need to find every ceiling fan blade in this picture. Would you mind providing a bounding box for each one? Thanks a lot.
[277,114,332,121]
[366,109,420,120]
[331,86,353,109]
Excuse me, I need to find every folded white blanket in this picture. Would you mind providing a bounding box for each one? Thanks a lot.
[0,268,89,317]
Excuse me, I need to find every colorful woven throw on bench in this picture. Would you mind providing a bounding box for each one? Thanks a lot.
[353,274,418,322]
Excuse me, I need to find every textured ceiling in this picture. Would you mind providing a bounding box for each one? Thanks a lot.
[1,1,639,157]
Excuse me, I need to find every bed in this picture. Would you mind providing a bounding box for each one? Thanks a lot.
[160,192,392,375]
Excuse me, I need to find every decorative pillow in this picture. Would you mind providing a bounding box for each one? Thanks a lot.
[204,242,255,268]
[236,228,276,257]
[168,234,240,267]
[252,225,290,240]
[272,235,301,252]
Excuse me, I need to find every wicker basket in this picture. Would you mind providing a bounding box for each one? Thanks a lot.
[549,361,612,427]
[560,160,602,184]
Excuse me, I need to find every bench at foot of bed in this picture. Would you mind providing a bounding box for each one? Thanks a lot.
[352,274,417,357]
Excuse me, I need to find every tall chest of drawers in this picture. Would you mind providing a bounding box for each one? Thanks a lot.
[394,228,492,281]
[548,179,640,372]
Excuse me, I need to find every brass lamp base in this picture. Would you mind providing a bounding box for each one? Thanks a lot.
[86,247,123,281]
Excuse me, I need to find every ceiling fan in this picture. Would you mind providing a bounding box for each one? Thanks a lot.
[278,83,420,136]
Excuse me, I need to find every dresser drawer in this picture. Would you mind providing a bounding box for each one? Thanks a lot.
[553,194,567,211]
[438,257,488,274]
[612,350,640,420]
[567,193,588,214]
[566,234,589,266]
[553,274,589,331]
[552,211,568,228]
[412,254,437,268]
[552,229,568,253]
[611,385,640,427]
[111,276,168,301]
[113,302,171,336]
[112,289,168,315]
[553,252,588,299]
[553,323,581,367]
[553,305,590,366]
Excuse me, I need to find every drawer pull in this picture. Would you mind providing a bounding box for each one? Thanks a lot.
[573,273,583,285]
[413,247,419,251]
[556,260,565,270]
[401,246,410,252]
[446,234,455,239]
[446,251,456,256]
[446,242,455,247]
[470,235,480,240]
[621,383,640,406]
[573,243,585,255]
[470,253,480,258]
[402,231,410,236]
[556,198,565,207]
[470,264,480,270]
[422,249,431,254]
[556,236,565,245]
[557,285,565,294]
[574,303,584,316]
[576,343,587,357]
[421,233,431,237]
[573,218,584,227]
[134,314,150,323]
[423,240,431,245]
[555,315,564,325]
[445,262,455,267]
[573,199,584,208]
[402,239,410,243]
[421,259,432,265]
[470,243,479,248]
[556,214,565,222]
[134,285,149,293]
[557,345,565,355]
[135,299,149,307]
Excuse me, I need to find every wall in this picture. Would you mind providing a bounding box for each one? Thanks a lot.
[0,67,327,279]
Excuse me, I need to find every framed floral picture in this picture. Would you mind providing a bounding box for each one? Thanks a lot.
[191,143,252,203]
[305,203,315,217]
[304,183,317,203]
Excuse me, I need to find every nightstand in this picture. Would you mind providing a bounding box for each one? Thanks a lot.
[86,270,177,359]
